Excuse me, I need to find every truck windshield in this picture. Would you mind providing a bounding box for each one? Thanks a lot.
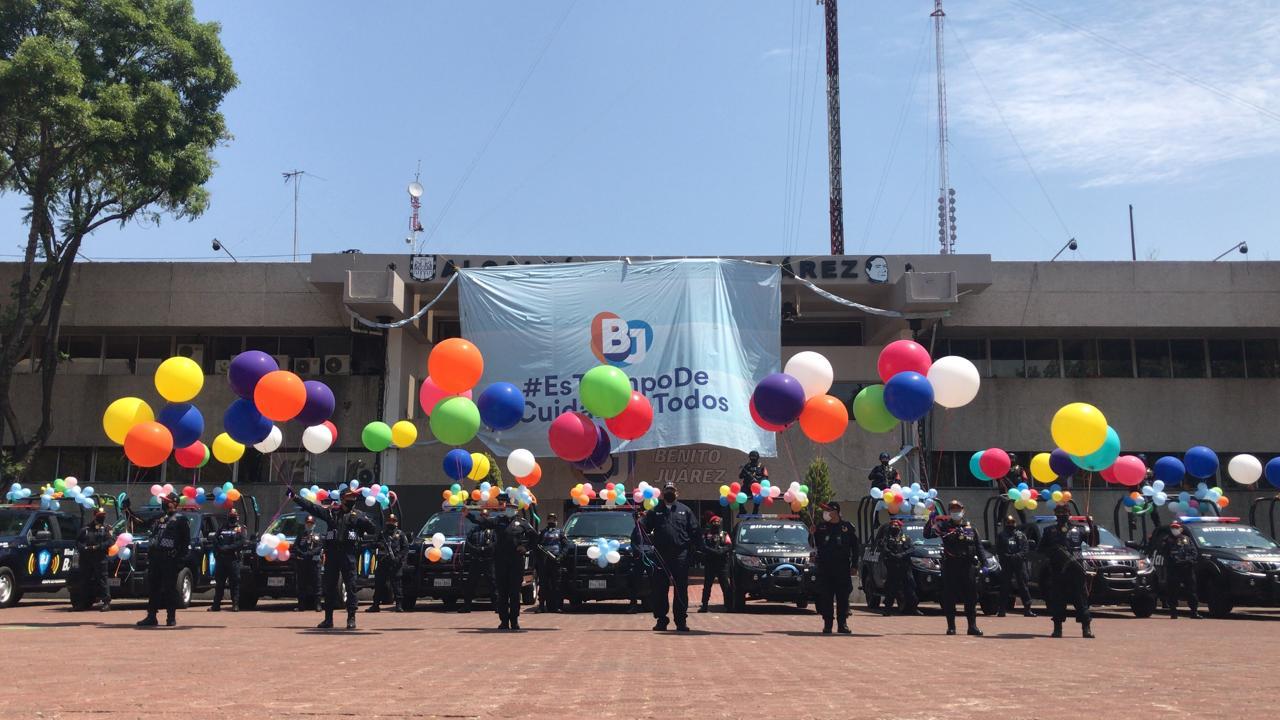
[1092,527,1124,548]
[564,512,635,539]
[903,523,940,546]
[115,509,166,539]
[736,523,810,546]
[1190,524,1278,550]
[266,514,329,539]
[418,512,475,539]
[0,509,31,536]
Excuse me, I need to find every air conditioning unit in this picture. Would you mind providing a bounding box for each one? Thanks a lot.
[176,344,205,367]
[214,359,231,375]
[324,355,351,375]
[293,357,321,376]
[271,354,290,371]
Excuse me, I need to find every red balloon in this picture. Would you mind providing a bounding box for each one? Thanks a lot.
[978,448,1011,479]
[877,340,933,383]
[729,482,741,494]
[1100,465,1119,484]
[323,420,338,444]
[1112,455,1147,486]
[548,412,598,462]
[750,397,788,432]
[174,442,207,469]
[606,392,654,440]
[181,485,198,498]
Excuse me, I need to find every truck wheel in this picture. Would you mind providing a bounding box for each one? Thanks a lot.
[979,593,999,616]
[239,587,259,610]
[0,568,19,608]
[731,588,747,612]
[1206,584,1233,618]
[1130,594,1156,618]
[176,569,194,609]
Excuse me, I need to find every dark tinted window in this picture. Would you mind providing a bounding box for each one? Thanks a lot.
[1062,340,1098,378]
[59,335,102,374]
[947,339,987,377]
[245,337,278,353]
[1097,340,1133,378]
[1170,340,1206,378]
[351,335,384,375]
[1245,339,1280,378]
[781,321,864,347]
[990,340,1023,378]
[212,337,243,365]
[137,336,171,360]
[103,336,138,375]
[735,523,810,546]
[94,451,128,483]
[563,511,636,538]
[1135,340,1170,378]
[57,514,79,539]
[418,512,474,539]
[278,337,315,358]
[1208,340,1245,378]
[58,449,92,482]
[1025,339,1060,378]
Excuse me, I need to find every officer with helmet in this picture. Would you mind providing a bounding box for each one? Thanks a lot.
[878,518,919,616]
[995,515,1036,617]
[868,452,899,491]
[1039,503,1099,638]
[1159,520,1202,619]
[924,499,985,636]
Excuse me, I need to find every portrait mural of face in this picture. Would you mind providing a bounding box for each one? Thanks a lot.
[865,256,889,283]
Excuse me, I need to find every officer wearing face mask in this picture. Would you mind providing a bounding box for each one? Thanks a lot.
[877,518,918,616]
[698,515,731,613]
[924,500,985,636]
[1159,521,1201,619]
[868,453,899,491]
[288,487,377,630]
[813,502,858,634]
[1002,454,1029,491]
[468,498,537,631]
[129,493,191,627]
[994,515,1035,617]
[1039,503,1099,638]
[641,483,700,631]
[739,452,768,512]
[209,508,249,612]
[75,508,114,612]
[536,514,566,613]
[459,511,496,614]
[293,515,322,611]
[368,514,408,613]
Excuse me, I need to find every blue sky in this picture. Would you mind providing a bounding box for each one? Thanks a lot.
[4,0,1277,262]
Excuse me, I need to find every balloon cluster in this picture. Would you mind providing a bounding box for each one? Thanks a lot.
[1166,483,1228,517]
[749,351,849,443]
[33,478,97,510]
[548,364,654,463]
[631,481,661,510]
[424,532,455,563]
[108,533,133,561]
[570,483,597,507]
[586,538,622,568]
[1123,480,1167,513]
[850,343,981,434]
[470,481,500,505]
[504,485,537,510]
[507,449,543,488]
[1035,484,1073,510]
[358,483,393,509]
[256,532,291,562]
[442,483,468,507]
[717,482,748,508]
[443,449,492,482]
[1004,482,1041,511]
[419,339,527,447]
[104,356,207,468]
[969,448,1011,483]
[360,419,418,453]
[220,351,338,462]
[782,481,810,512]
[5,483,32,502]
[871,482,937,515]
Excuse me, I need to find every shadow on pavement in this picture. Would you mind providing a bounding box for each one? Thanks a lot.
[763,630,884,638]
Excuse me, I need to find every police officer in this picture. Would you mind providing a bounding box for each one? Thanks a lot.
[1002,454,1029,490]
[209,508,248,612]
[739,452,768,512]
[924,500,985,637]
[460,511,496,614]
[878,518,919,616]
[641,483,700,632]
[1039,503,1099,638]
[536,514,566,613]
[75,508,113,612]
[698,515,731,613]
[468,499,537,631]
[1159,520,1201,619]
[368,513,408,613]
[293,515,322,611]
[131,493,191,627]
[813,502,857,633]
[868,452,899,491]
[629,515,656,613]
[995,515,1036,617]
[288,487,376,630]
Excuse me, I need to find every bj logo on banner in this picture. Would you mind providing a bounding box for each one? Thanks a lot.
[591,312,653,367]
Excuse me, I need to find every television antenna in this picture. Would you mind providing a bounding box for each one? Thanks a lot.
[282,169,326,261]
[407,162,425,246]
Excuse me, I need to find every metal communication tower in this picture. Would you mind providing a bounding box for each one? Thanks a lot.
[822,0,845,256]
[932,0,957,254]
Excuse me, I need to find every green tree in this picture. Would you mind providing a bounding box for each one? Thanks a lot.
[803,456,834,526]
[0,0,236,476]
[484,451,503,486]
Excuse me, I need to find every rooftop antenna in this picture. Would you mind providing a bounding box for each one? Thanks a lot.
[821,0,845,255]
[282,169,304,261]
[932,0,957,255]
[407,161,425,247]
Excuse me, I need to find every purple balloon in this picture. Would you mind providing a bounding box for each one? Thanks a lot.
[752,373,806,426]
[295,381,335,426]
[228,351,279,400]
[1049,448,1077,478]
[573,424,612,470]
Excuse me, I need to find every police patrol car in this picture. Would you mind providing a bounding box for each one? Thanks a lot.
[0,501,80,607]
[1144,517,1280,618]
[562,505,645,606]
[727,515,814,611]
[403,506,536,610]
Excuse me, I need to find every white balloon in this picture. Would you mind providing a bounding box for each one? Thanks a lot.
[254,425,284,454]
[1227,454,1262,486]
[586,545,602,560]
[431,532,446,549]
[605,550,621,564]
[507,449,536,478]
[365,495,376,507]
[302,424,334,454]
[927,355,981,409]
[262,533,281,548]
[784,351,834,399]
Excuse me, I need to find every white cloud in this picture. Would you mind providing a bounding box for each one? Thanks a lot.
[949,0,1280,186]
[761,47,793,60]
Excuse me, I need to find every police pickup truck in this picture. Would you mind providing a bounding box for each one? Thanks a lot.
[563,506,645,607]
[1022,515,1157,617]
[240,508,380,609]
[1144,517,1280,618]
[403,506,536,610]
[727,515,814,611]
[859,515,944,611]
[0,502,80,607]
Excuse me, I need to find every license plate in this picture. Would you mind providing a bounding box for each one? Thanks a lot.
[267,577,286,587]
[433,578,452,587]
[108,578,121,587]
[588,579,607,589]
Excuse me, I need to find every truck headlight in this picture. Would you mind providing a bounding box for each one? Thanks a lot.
[1221,559,1256,575]
[738,555,766,570]
[1136,558,1154,574]
[910,557,940,572]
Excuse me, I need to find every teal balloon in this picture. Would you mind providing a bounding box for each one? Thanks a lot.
[969,450,992,482]
[1070,426,1121,471]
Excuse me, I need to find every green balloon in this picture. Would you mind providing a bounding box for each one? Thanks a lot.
[198,444,211,468]
[579,365,633,418]
[430,396,481,446]
[53,478,66,492]
[853,385,897,433]
[362,421,393,452]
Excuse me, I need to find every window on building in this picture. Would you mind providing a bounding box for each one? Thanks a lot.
[57,448,92,481]
[1062,340,1098,378]
[136,336,171,376]
[1025,339,1061,379]
[1245,339,1280,378]
[929,451,958,487]
[94,450,128,484]
[351,335,384,375]
[245,337,278,354]
[432,318,462,343]
[1135,340,1171,378]
[278,337,316,360]
[315,336,352,359]
[199,458,233,488]
[1170,339,1206,378]
[102,335,138,375]
[1208,340,1246,378]
[1097,339,1134,378]
[58,335,102,375]
[781,320,864,347]
[989,340,1024,378]
[27,449,58,484]
[946,339,988,377]
[828,381,861,409]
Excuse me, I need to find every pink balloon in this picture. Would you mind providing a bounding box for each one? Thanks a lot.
[418,377,472,416]
[978,448,1011,479]
[548,412,597,462]
[877,340,933,383]
[1100,465,1119,484]
[1112,455,1147,487]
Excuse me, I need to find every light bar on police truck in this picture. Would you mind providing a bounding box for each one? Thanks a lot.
[736,514,800,520]
[1176,516,1238,523]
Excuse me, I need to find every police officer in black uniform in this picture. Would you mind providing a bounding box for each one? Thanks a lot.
[75,508,113,611]
[924,500,985,636]
[878,518,919,616]
[536,513,566,613]
[368,513,408,613]
[868,452,899,491]
[629,516,656,613]
[698,515,731,613]
[1039,503,1099,638]
[288,487,376,630]
[641,483,700,632]
[813,501,858,634]
[1159,520,1201,619]
[293,515,322,611]
[739,452,768,512]
[131,493,191,627]
[209,508,249,612]
[468,499,537,631]
[995,515,1036,617]
[460,510,496,613]
[1002,454,1029,491]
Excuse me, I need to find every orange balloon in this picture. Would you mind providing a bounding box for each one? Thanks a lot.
[427,339,484,394]
[1218,496,1229,508]
[441,489,452,500]
[426,547,442,562]
[108,545,119,557]
[226,489,241,503]
[517,463,542,488]
[798,394,849,444]
[470,489,481,501]
[253,370,307,422]
[276,540,290,553]
[1062,491,1073,502]
[124,421,173,468]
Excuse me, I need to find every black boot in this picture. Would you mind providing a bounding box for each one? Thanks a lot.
[317,612,334,629]
[1023,608,1037,617]
[208,605,220,612]
[458,603,471,614]
[99,602,110,613]
[231,604,239,612]
[136,614,158,627]
[1082,621,1094,639]
[822,619,833,634]
[165,612,176,627]
[1051,620,1063,638]
[837,622,851,634]
[1189,610,1203,619]
[346,612,357,630]
[698,604,709,613]
[498,620,510,630]
[997,610,1006,617]
[392,603,403,613]
[946,620,957,636]
[510,619,521,631]
[652,619,668,631]
[967,623,983,637]
[366,604,380,613]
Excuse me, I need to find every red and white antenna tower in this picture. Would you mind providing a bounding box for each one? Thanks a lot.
[406,164,424,247]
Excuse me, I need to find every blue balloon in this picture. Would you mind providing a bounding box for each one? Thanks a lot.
[157,403,204,449]
[223,398,272,445]
[1267,457,1280,490]
[1184,445,1219,480]
[443,449,473,480]
[719,497,729,506]
[440,546,454,561]
[476,382,526,431]
[969,450,991,482]
[1153,456,1186,485]
[1069,426,1121,472]
[882,371,934,422]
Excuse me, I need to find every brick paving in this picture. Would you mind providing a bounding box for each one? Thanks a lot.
[2,589,1277,719]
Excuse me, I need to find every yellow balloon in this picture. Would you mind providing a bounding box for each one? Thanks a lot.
[1050,402,1108,456]
[154,356,204,403]
[212,432,245,464]
[391,420,418,449]
[467,452,491,481]
[102,397,154,445]
[1030,452,1055,484]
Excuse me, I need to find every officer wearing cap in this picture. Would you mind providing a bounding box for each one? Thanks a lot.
[460,510,496,614]
[209,508,249,612]
[1039,503,1099,638]
[813,501,858,634]
[128,493,190,627]
[739,452,768,512]
[293,515,322,611]
[641,482,700,631]
[877,518,919,616]
[869,453,899,491]
[995,515,1036,617]
[1002,454,1029,491]
[698,514,731,613]
[368,513,408,613]
[536,513,566,613]
[75,508,114,612]
[468,496,537,631]
[288,486,377,630]
[1159,520,1202,619]
[924,499,985,636]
